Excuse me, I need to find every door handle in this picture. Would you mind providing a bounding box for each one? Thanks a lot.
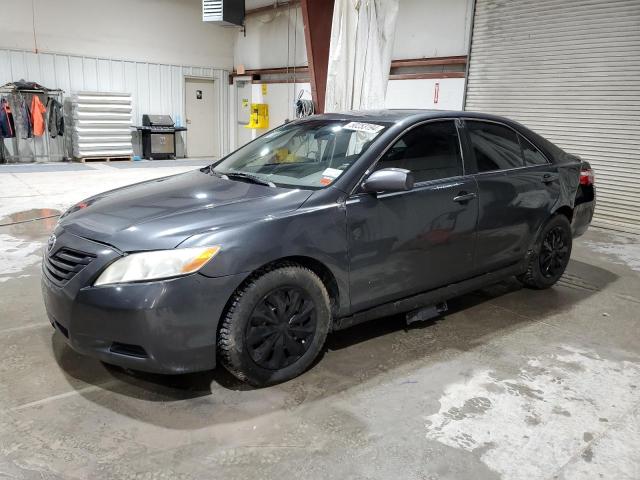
[542,173,558,184]
[453,192,477,204]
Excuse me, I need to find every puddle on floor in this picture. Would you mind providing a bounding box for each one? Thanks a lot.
[0,209,61,240]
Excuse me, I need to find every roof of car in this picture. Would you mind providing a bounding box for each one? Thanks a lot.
[309,109,569,162]
[313,109,509,124]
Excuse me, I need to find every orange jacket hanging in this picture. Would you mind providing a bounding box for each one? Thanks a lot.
[30,95,47,136]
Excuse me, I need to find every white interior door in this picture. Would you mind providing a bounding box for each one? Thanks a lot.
[185,78,218,158]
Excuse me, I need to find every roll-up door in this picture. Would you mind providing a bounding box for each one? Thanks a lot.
[465,0,640,234]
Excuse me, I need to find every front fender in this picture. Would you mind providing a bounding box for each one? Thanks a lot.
[180,200,350,315]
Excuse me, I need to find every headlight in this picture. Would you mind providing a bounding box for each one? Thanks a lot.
[94,246,221,286]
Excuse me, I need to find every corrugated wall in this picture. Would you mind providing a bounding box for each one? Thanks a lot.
[465,0,640,234]
[0,48,230,159]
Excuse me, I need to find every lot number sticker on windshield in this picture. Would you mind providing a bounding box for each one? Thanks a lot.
[320,167,344,186]
[322,167,343,179]
[343,122,384,134]
[320,177,333,186]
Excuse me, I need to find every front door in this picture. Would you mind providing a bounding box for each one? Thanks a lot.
[185,78,218,157]
[346,120,478,312]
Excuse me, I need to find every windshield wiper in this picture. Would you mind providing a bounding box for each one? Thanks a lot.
[205,165,223,177]
[223,172,276,188]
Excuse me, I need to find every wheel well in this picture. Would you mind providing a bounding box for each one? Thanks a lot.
[227,256,341,317]
[555,206,573,222]
[273,256,340,315]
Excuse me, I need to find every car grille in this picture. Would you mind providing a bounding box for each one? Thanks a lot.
[44,248,96,285]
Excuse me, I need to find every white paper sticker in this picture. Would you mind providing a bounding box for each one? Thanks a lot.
[322,167,343,179]
[343,122,385,134]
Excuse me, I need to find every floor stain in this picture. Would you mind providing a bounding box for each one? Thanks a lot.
[446,397,492,420]
[525,415,541,426]
[585,238,640,272]
[0,233,42,281]
[0,209,60,240]
[504,382,544,400]
[424,346,640,480]
[552,406,572,417]
[581,446,594,462]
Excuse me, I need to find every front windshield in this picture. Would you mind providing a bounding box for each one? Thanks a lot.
[213,119,390,189]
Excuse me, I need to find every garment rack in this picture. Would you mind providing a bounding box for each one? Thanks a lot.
[0,86,65,163]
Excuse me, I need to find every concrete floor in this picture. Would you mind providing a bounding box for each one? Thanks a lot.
[0,162,639,479]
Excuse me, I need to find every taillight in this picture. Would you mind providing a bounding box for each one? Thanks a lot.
[580,166,594,186]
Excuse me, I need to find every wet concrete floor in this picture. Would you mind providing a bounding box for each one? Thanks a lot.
[0,166,639,479]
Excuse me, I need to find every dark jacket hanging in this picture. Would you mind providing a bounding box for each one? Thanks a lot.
[47,98,64,137]
[0,98,15,138]
[14,95,33,139]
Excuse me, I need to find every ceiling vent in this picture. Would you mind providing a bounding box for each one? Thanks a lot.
[203,0,245,26]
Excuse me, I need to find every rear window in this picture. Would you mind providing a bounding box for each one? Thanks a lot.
[467,121,524,172]
[519,134,549,166]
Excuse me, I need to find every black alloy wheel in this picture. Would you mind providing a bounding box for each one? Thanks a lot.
[539,226,570,278]
[218,264,331,386]
[245,287,317,370]
[519,214,573,290]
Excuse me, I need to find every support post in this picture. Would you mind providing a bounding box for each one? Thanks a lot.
[300,0,335,113]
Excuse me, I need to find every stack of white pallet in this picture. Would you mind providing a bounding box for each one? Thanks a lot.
[71,92,133,161]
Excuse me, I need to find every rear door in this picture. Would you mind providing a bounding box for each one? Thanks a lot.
[346,120,479,312]
[461,119,560,273]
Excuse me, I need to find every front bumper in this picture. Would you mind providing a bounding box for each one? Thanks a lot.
[41,229,246,374]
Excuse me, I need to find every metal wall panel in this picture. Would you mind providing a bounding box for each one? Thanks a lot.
[465,0,640,233]
[1,48,230,159]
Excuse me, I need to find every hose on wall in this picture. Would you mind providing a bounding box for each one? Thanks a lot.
[295,91,315,118]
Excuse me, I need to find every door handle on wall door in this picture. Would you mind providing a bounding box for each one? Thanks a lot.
[453,192,477,204]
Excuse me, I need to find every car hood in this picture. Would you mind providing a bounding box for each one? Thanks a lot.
[59,169,313,251]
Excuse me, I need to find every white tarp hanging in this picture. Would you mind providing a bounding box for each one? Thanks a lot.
[324,0,399,112]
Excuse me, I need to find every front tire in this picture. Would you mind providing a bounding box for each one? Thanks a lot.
[217,264,331,386]
[519,214,572,289]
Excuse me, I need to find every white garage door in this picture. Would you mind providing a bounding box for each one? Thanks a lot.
[465,0,640,234]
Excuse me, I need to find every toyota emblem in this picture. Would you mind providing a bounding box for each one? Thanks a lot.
[47,234,57,254]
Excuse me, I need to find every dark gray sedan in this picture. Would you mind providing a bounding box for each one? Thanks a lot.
[42,110,595,385]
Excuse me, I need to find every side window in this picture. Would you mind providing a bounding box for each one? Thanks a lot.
[519,134,549,166]
[467,121,524,172]
[375,121,463,183]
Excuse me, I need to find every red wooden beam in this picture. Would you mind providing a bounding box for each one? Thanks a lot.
[237,66,309,76]
[228,56,468,83]
[389,72,466,80]
[300,0,335,113]
[390,56,468,68]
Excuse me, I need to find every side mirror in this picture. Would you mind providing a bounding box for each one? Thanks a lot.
[362,168,414,193]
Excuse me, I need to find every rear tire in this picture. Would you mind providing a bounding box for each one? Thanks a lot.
[217,264,331,386]
[519,214,572,289]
